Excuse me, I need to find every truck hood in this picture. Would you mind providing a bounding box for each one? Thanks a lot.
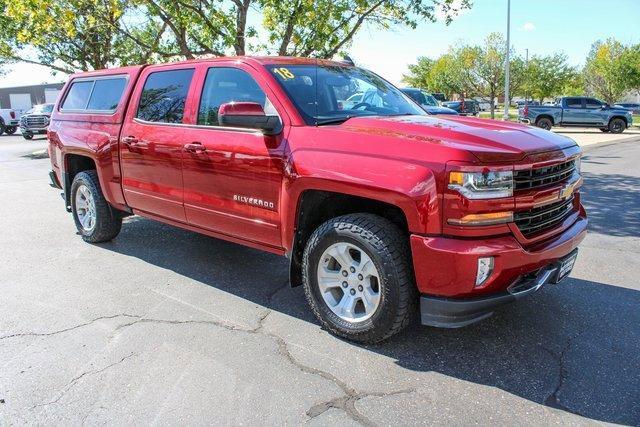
[340,114,577,163]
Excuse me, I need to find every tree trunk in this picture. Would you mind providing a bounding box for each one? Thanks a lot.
[234,0,251,56]
[489,90,496,119]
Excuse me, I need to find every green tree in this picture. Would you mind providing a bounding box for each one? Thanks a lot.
[584,38,637,104]
[2,0,136,72]
[522,53,577,103]
[261,0,471,58]
[1,0,472,74]
[402,56,435,89]
[620,43,640,94]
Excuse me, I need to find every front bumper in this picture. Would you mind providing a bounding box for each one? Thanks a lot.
[420,252,574,327]
[20,125,48,133]
[411,213,587,327]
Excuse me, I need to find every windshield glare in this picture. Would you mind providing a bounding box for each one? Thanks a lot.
[32,104,54,114]
[423,93,439,106]
[267,64,425,124]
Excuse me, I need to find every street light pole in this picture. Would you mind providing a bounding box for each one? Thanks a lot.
[503,0,511,121]
[525,48,529,104]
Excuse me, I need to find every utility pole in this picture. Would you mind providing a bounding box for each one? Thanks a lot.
[525,48,529,104]
[503,0,511,121]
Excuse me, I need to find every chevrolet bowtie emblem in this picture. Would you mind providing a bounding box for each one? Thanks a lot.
[559,182,576,200]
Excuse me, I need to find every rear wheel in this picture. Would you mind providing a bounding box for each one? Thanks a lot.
[4,126,17,135]
[0,120,4,136]
[71,171,122,243]
[302,214,416,343]
[609,118,626,134]
[535,117,553,130]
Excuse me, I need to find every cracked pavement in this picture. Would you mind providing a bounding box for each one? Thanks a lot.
[1,134,639,425]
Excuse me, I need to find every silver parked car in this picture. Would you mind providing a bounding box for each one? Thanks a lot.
[19,103,54,140]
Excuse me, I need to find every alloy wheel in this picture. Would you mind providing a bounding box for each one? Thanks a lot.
[316,242,381,323]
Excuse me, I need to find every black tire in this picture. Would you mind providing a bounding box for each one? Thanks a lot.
[22,132,33,140]
[302,214,416,343]
[536,117,553,130]
[70,171,122,243]
[0,120,4,136]
[609,118,626,134]
[4,126,17,135]
[600,128,610,133]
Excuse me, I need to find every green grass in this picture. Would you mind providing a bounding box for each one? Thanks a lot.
[478,111,519,121]
[633,115,640,127]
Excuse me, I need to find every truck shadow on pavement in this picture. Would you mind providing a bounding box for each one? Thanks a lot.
[99,216,639,425]
[579,168,640,237]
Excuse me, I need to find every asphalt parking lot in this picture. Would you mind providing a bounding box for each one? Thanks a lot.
[1,130,639,425]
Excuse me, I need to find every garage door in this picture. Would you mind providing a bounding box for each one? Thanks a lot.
[45,89,61,104]
[9,93,32,114]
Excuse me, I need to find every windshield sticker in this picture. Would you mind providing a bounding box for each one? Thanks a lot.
[273,67,295,80]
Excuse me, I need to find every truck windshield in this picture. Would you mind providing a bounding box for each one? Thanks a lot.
[32,104,54,114]
[422,93,439,107]
[266,64,425,125]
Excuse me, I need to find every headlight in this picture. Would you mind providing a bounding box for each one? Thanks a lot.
[448,170,513,199]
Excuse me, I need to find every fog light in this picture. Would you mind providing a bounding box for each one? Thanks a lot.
[476,257,494,287]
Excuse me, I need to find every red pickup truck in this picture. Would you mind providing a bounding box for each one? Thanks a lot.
[48,57,587,343]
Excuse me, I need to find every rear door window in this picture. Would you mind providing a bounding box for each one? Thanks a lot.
[61,81,94,110]
[565,98,583,108]
[137,69,195,123]
[87,78,127,111]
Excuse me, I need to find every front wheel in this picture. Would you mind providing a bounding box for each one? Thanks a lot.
[71,171,122,243]
[4,126,17,135]
[302,214,416,343]
[609,118,626,134]
[22,132,33,140]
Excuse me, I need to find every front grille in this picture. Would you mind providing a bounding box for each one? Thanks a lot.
[514,159,575,190]
[514,197,575,237]
[23,116,48,127]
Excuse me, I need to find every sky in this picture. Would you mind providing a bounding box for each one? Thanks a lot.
[1,0,639,88]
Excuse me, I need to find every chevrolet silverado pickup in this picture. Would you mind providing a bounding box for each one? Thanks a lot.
[520,96,633,133]
[48,57,587,343]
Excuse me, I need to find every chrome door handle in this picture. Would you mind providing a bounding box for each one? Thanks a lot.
[184,142,206,153]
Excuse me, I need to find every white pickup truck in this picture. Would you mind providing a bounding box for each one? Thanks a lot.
[0,109,20,135]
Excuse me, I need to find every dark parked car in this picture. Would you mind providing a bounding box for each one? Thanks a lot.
[400,88,458,115]
[615,103,640,115]
[442,99,479,116]
[20,103,54,140]
[431,92,446,102]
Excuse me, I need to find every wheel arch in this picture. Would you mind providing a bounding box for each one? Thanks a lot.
[286,188,417,288]
[63,151,99,211]
[535,114,554,125]
[609,115,628,126]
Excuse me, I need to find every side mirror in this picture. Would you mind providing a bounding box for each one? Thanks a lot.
[218,102,281,135]
[601,103,609,109]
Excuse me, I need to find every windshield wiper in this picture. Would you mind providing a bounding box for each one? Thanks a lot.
[315,116,354,126]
